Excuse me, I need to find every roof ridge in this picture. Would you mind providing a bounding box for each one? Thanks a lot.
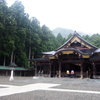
[56,31,98,51]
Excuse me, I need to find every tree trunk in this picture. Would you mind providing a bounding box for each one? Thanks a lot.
[28,46,31,67]
[32,51,34,59]
[3,56,6,66]
[13,53,16,62]
[29,46,31,60]
[10,51,14,64]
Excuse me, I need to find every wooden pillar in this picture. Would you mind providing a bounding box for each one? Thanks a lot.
[59,61,61,78]
[93,63,96,78]
[80,62,83,79]
[40,65,41,76]
[20,71,21,76]
[6,71,8,76]
[49,62,51,77]
[54,64,55,77]
[35,61,37,76]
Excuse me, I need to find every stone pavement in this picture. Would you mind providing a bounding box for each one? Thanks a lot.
[0,76,100,100]
[1,82,100,97]
[0,83,60,97]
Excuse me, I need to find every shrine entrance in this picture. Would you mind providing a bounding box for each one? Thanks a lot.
[61,63,80,77]
[50,53,94,78]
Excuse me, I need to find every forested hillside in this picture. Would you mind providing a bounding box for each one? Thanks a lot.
[52,27,88,38]
[52,27,74,38]
[82,34,100,48]
[0,0,66,67]
[0,0,100,68]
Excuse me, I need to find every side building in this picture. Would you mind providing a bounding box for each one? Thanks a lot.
[30,32,100,78]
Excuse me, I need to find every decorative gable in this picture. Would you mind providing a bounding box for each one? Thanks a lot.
[56,32,98,50]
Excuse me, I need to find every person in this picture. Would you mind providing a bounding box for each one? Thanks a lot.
[71,70,74,78]
[66,70,70,77]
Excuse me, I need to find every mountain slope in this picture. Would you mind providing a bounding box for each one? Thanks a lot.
[52,27,88,38]
[52,27,74,38]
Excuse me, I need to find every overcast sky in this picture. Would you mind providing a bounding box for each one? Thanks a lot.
[6,0,100,34]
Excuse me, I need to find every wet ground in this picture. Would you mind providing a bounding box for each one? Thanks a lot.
[0,76,100,100]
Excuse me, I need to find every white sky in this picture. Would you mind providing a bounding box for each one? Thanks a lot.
[6,0,100,34]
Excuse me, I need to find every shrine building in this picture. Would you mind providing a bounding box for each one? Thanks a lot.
[30,32,100,78]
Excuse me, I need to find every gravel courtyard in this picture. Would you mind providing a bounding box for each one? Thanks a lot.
[0,76,100,100]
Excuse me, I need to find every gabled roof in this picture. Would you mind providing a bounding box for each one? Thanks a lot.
[56,31,98,51]
[42,48,94,56]
[93,48,100,53]
[42,32,98,56]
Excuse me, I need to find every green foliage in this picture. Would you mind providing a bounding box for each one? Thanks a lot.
[56,33,67,48]
[82,33,100,48]
[67,33,73,40]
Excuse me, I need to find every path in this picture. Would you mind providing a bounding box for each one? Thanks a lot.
[0,82,100,97]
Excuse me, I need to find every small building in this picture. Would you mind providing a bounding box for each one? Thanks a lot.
[30,32,100,78]
[0,66,34,76]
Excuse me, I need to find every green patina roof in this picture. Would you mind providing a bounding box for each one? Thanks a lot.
[0,66,29,71]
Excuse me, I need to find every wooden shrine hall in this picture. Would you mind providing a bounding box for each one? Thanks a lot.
[30,32,100,79]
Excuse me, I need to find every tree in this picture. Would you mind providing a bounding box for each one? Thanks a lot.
[56,33,67,48]
[90,33,100,47]
[0,0,17,66]
[67,33,73,40]
[10,1,28,67]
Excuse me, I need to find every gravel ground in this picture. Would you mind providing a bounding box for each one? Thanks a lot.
[0,76,100,100]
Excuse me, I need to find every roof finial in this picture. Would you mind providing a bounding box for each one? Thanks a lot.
[74,30,77,34]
